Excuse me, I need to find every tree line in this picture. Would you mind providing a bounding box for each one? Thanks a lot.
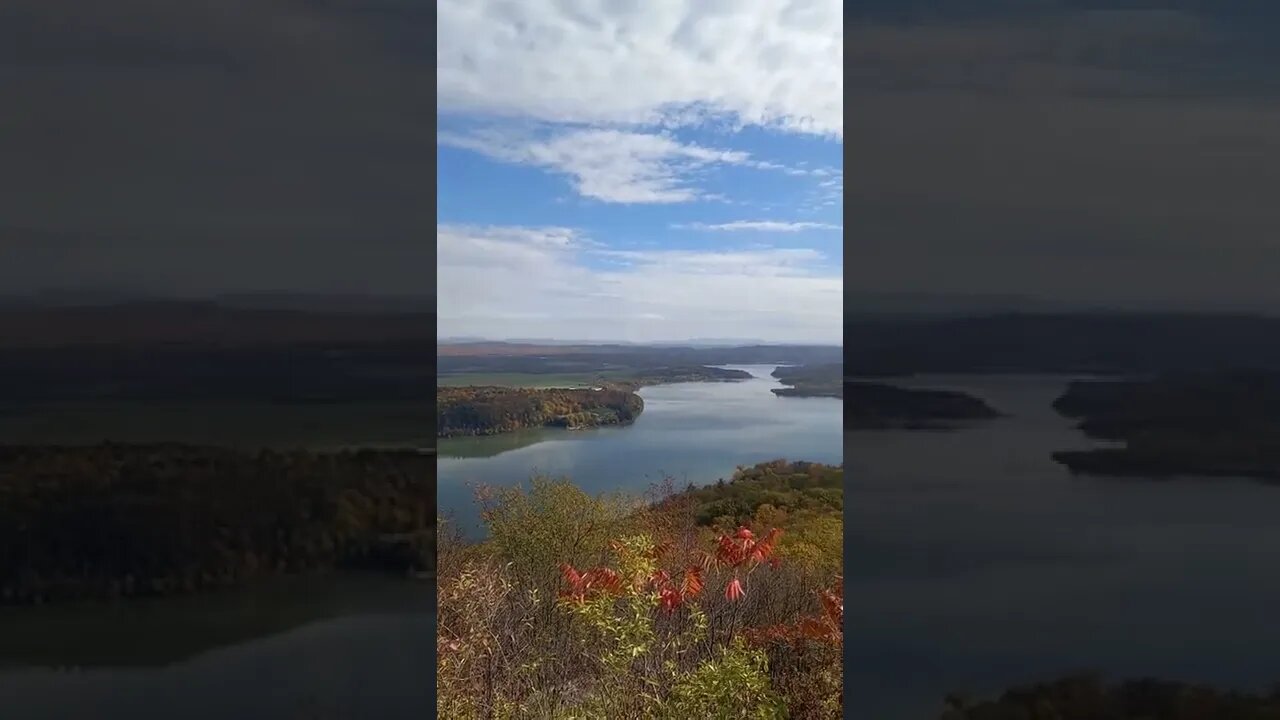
[437,386,645,437]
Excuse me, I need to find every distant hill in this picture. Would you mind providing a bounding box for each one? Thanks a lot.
[216,293,436,314]
[0,301,435,348]
[844,291,1070,318]
[845,312,1280,376]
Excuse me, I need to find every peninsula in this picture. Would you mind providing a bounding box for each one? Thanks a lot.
[437,386,644,437]
[845,381,1000,430]
[436,365,752,437]
[768,364,1000,429]
[1051,370,1280,481]
[771,363,843,398]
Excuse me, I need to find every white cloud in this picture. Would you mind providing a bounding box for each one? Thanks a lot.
[437,224,840,343]
[439,127,756,203]
[437,0,842,137]
[676,220,841,232]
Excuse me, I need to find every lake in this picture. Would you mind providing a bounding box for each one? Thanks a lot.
[847,374,1280,719]
[0,571,434,719]
[436,364,844,536]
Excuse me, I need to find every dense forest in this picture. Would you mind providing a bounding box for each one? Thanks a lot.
[845,381,1000,430]
[0,443,434,604]
[1052,370,1280,480]
[771,363,843,398]
[437,386,645,437]
[941,673,1280,719]
[438,460,843,718]
[608,364,753,389]
[655,459,844,527]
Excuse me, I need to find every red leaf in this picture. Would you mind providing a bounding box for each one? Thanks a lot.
[649,569,671,589]
[724,577,745,602]
[648,540,674,559]
[559,563,582,587]
[693,548,717,572]
[680,566,704,598]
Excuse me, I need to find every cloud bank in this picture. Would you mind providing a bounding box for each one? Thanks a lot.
[437,0,842,137]
[437,224,840,343]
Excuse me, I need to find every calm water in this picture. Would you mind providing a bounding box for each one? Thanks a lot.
[848,374,1280,719]
[438,364,844,536]
[0,572,434,720]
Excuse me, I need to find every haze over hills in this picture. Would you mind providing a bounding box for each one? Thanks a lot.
[0,299,436,349]
[845,291,1280,318]
[0,292,802,349]
[438,336,779,347]
[0,291,436,313]
[844,291,1071,317]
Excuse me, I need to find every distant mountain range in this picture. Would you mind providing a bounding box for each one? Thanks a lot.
[844,292,1076,317]
[4,292,1276,355]
[0,291,436,314]
[438,337,777,347]
[0,299,435,348]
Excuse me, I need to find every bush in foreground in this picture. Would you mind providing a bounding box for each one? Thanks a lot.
[941,673,1280,720]
[437,461,844,719]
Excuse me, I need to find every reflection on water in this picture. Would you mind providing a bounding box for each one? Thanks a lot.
[847,375,1280,719]
[436,364,844,536]
[0,572,434,719]
[439,426,563,459]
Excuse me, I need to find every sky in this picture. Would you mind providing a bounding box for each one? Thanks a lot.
[436,1,844,344]
[849,0,1280,314]
[0,0,432,298]
[8,0,1278,333]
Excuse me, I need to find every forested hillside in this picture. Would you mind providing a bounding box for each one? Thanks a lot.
[1051,370,1280,480]
[437,386,645,437]
[0,444,434,604]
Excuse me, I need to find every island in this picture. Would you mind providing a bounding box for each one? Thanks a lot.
[1050,369,1280,481]
[0,443,435,605]
[771,363,843,398]
[844,381,1001,430]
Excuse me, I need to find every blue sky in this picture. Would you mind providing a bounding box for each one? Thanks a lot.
[436,1,843,344]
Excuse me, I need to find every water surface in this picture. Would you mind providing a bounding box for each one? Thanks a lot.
[438,364,843,535]
[0,572,434,720]
[847,374,1280,719]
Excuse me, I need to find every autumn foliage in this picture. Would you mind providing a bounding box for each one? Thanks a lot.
[437,461,844,719]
